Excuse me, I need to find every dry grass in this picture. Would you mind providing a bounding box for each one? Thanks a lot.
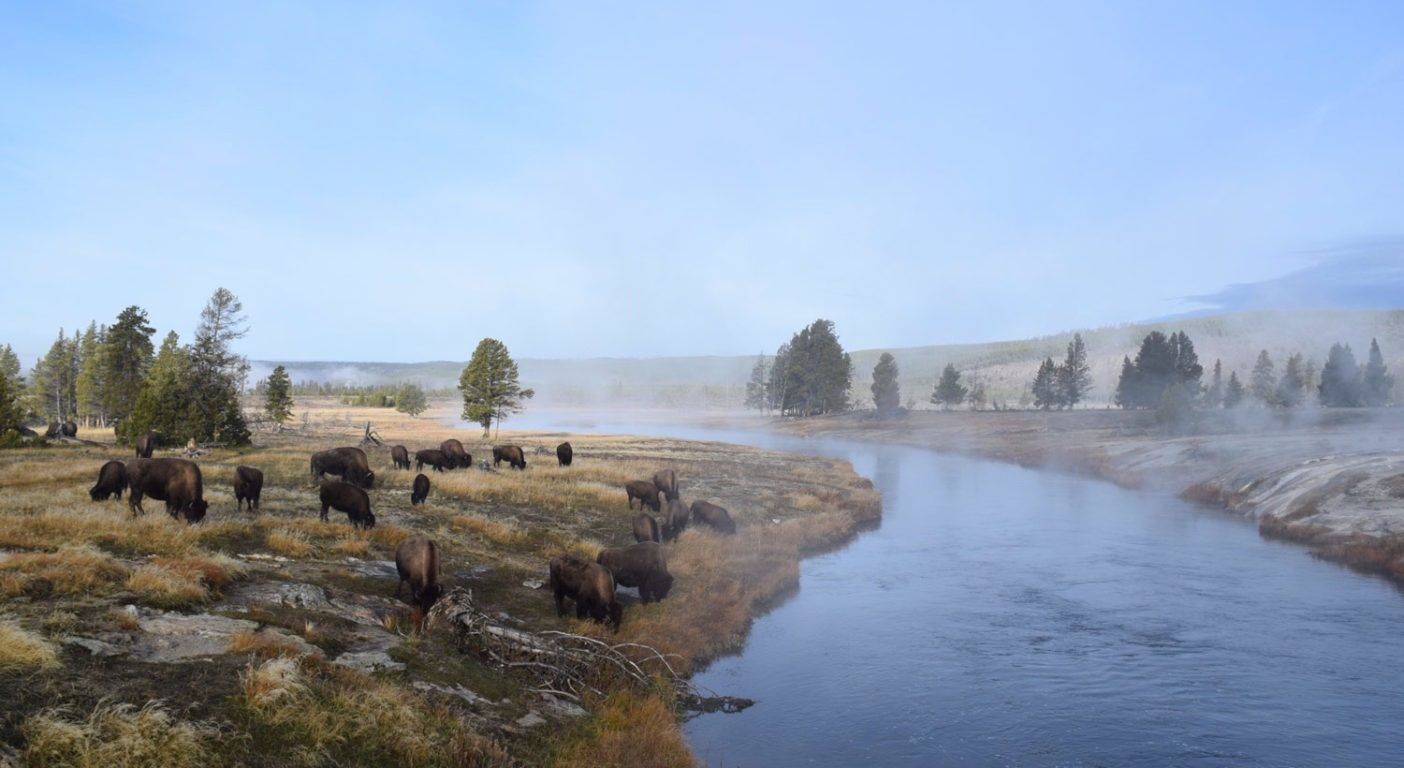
[0,546,129,598]
[126,564,210,609]
[551,690,695,768]
[228,629,308,659]
[0,619,60,669]
[22,701,224,768]
[334,536,370,556]
[266,528,314,559]
[451,514,530,547]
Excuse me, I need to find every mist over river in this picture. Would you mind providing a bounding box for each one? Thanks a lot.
[506,411,1404,767]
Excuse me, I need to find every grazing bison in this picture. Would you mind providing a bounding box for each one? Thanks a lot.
[89,460,128,501]
[597,542,673,604]
[556,441,573,467]
[319,480,375,529]
[234,466,264,512]
[492,445,527,470]
[395,538,443,616]
[415,449,450,473]
[652,469,679,502]
[411,473,430,506]
[632,512,660,543]
[135,430,161,459]
[439,439,471,470]
[391,445,411,470]
[549,553,623,629]
[310,447,375,489]
[663,498,689,541]
[127,458,208,523]
[624,480,661,513]
[690,500,735,534]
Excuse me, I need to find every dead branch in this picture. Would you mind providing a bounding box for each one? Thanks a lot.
[359,422,384,447]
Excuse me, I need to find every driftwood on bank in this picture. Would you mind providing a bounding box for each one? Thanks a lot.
[426,588,752,716]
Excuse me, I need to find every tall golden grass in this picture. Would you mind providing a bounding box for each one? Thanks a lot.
[22,702,224,768]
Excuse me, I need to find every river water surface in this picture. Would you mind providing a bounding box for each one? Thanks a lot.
[512,414,1404,767]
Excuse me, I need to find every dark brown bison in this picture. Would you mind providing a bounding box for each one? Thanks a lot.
[234,466,264,512]
[652,469,678,502]
[127,458,208,523]
[663,497,689,541]
[411,473,430,506]
[556,441,573,467]
[597,542,673,604]
[415,449,450,473]
[439,439,470,470]
[549,554,622,629]
[89,460,128,501]
[690,500,735,534]
[632,512,660,543]
[492,445,527,470]
[395,538,443,617]
[319,480,375,529]
[310,447,375,489]
[135,430,161,459]
[391,445,411,470]
[60,420,78,438]
[625,480,661,513]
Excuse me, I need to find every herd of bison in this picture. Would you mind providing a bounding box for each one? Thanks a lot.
[83,432,738,630]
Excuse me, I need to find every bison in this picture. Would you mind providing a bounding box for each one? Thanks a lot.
[632,512,660,543]
[690,500,735,534]
[415,449,450,473]
[492,445,527,470]
[60,420,78,438]
[597,542,673,604]
[234,466,264,512]
[127,458,208,523]
[310,447,375,489]
[652,469,678,502]
[319,480,376,529]
[395,538,443,617]
[411,473,430,506]
[135,430,161,459]
[556,441,573,467]
[391,445,411,471]
[89,460,128,501]
[663,497,689,541]
[549,553,622,629]
[625,480,661,513]
[439,439,471,470]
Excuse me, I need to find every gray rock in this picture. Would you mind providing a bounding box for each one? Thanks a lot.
[63,636,124,657]
[514,711,548,729]
[540,694,588,719]
[343,558,397,577]
[332,650,405,673]
[412,681,491,706]
[133,613,259,662]
[521,579,544,590]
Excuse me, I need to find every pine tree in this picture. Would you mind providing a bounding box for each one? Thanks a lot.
[871,353,901,415]
[395,382,427,417]
[1319,343,1361,407]
[188,288,251,444]
[0,362,21,435]
[75,322,105,426]
[931,363,967,410]
[101,306,156,425]
[459,338,535,437]
[1058,333,1092,408]
[1205,359,1224,409]
[1362,338,1393,406]
[1224,371,1245,408]
[1276,353,1306,408]
[264,365,295,426]
[119,332,194,445]
[967,376,988,410]
[1114,356,1136,409]
[772,320,852,417]
[1032,358,1060,410]
[744,354,770,413]
[1250,350,1277,406]
[31,330,78,422]
[1170,331,1204,397]
[767,343,790,414]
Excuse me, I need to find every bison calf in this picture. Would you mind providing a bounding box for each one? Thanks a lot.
[391,445,411,470]
[625,480,661,513]
[632,512,660,543]
[89,460,128,501]
[690,500,735,535]
[411,473,430,506]
[597,542,673,604]
[549,554,623,629]
[319,480,376,529]
[395,538,443,616]
[135,430,161,459]
[234,466,264,512]
[556,441,573,467]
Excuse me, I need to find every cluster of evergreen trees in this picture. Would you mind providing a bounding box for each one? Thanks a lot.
[1112,331,1203,410]
[745,319,853,417]
[0,288,255,446]
[1030,334,1094,409]
[1235,339,1394,409]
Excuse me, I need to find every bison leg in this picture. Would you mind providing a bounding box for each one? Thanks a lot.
[319,503,329,522]
[553,587,568,618]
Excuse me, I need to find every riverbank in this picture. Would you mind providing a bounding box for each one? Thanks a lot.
[0,403,879,766]
[775,408,1404,584]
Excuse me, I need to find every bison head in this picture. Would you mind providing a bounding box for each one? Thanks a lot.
[418,583,443,613]
[89,486,106,502]
[359,470,376,489]
[655,573,675,600]
[186,500,209,524]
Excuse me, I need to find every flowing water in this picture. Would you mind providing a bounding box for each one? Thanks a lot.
[510,413,1404,767]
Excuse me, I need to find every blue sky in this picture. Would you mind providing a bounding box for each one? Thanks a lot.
[2,1,1403,363]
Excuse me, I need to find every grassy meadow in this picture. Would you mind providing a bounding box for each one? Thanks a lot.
[0,398,880,766]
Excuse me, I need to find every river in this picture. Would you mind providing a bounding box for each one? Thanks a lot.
[509,413,1404,767]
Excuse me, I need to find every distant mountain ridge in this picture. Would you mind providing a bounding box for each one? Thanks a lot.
[251,309,1404,408]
